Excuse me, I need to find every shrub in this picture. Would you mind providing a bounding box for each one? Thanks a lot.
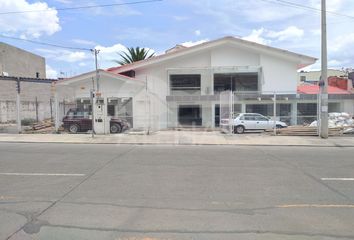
[21,118,36,126]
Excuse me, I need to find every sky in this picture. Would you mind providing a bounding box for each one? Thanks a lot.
[0,0,354,78]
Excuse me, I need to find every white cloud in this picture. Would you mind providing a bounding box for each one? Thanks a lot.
[38,43,157,70]
[181,39,209,47]
[88,0,141,16]
[242,28,271,45]
[46,65,58,79]
[57,51,89,62]
[242,26,304,45]
[311,29,321,36]
[331,33,354,52]
[95,44,130,69]
[328,32,354,68]
[95,43,157,69]
[54,0,72,3]
[173,16,189,21]
[72,39,96,46]
[310,0,345,12]
[195,30,201,36]
[267,26,304,41]
[36,48,91,63]
[0,0,61,38]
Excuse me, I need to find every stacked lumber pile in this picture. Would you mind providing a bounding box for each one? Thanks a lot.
[32,118,53,130]
[23,118,54,133]
[276,126,343,136]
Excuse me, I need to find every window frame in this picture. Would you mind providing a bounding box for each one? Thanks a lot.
[170,74,201,91]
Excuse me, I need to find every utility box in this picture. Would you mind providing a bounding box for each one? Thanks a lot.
[94,98,106,134]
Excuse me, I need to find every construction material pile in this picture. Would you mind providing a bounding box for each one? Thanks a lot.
[276,126,342,136]
[277,112,354,136]
[309,112,354,134]
[24,118,54,133]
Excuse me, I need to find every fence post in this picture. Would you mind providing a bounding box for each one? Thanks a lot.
[35,96,39,122]
[54,92,60,133]
[228,91,233,135]
[273,92,277,136]
[63,98,65,116]
[50,98,53,122]
[16,78,21,133]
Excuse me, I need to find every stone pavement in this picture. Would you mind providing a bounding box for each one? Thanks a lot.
[0,131,353,146]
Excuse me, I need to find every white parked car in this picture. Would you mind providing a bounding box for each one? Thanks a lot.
[220,113,288,134]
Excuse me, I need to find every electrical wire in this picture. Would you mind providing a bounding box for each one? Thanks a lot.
[0,0,163,15]
[258,0,354,20]
[0,34,92,51]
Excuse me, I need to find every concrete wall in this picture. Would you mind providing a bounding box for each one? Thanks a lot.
[0,42,46,78]
[0,79,53,123]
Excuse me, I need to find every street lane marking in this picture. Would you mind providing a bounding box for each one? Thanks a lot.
[278,204,354,208]
[321,178,354,181]
[0,173,85,177]
[0,196,16,200]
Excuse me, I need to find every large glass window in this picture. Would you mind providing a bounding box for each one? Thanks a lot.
[297,103,317,125]
[170,74,201,95]
[246,103,292,125]
[107,97,133,127]
[214,104,241,127]
[76,99,92,113]
[328,102,341,112]
[214,73,258,93]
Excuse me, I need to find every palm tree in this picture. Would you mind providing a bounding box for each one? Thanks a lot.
[114,47,155,65]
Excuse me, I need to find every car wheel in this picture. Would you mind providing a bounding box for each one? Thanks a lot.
[69,124,79,133]
[276,124,283,129]
[110,123,122,134]
[234,125,245,134]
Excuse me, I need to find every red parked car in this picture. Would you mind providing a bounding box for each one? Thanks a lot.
[62,108,129,134]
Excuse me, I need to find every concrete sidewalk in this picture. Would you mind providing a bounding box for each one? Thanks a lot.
[0,131,354,146]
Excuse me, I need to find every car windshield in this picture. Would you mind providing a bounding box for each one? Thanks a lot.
[233,113,241,118]
[66,109,90,118]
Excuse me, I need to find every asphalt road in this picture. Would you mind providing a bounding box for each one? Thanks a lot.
[0,143,354,240]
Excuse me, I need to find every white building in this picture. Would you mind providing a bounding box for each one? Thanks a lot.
[56,36,354,133]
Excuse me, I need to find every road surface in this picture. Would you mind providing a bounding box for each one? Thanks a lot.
[0,143,354,240]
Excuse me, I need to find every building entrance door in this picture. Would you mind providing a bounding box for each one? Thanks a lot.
[178,105,202,127]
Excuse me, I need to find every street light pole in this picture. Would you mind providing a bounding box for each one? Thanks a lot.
[320,0,328,138]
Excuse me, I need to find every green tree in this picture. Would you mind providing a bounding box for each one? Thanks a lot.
[114,47,154,65]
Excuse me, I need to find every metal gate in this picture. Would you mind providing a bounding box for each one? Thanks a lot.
[219,91,233,134]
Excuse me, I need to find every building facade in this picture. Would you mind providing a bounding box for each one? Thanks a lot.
[0,43,54,125]
[0,42,46,78]
[57,37,354,132]
[298,69,346,84]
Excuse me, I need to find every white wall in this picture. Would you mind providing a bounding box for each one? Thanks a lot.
[260,54,298,93]
[210,44,260,67]
[343,100,354,115]
[132,44,302,129]
[57,75,147,130]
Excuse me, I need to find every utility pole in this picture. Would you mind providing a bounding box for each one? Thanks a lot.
[16,78,21,133]
[90,49,100,137]
[320,0,328,138]
[93,48,100,92]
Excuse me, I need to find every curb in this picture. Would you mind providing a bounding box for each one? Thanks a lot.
[0,140,353,147]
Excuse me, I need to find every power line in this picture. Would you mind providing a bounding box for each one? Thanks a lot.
[0,0,163,15]
[0,34,92,51]
[258,0,354,20]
